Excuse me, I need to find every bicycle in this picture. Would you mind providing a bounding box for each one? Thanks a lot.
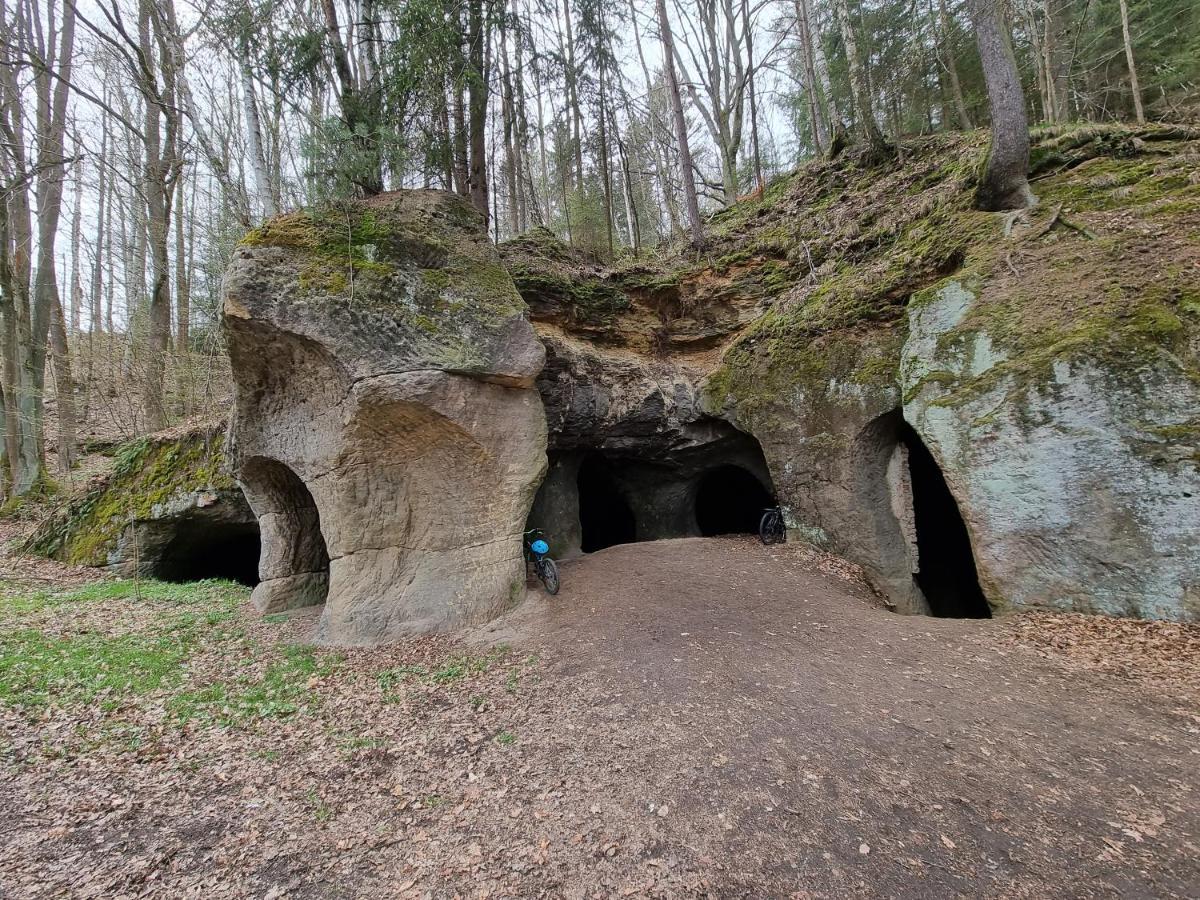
[759,507,785,545]
[523,528,560,595]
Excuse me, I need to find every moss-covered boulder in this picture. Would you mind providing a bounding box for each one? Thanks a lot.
[703,124,1200,620]
[23,423,253,578]
[224,190,547,645]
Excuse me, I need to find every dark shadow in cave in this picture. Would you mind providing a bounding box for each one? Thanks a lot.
[695,464,774,536]
[149,519,262,587]
[578,453,637,552]
[238,457,331,605]
[900,422,991,618]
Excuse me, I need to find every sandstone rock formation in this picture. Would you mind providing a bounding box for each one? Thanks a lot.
[224,191,547,644]
[30,126,1198,627]
[24,423,258,583]
[502,226,779,557]
[705,125,1200,620]
[902,279,1200,619]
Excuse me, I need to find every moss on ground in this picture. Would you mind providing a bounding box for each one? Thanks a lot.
[704,124,1200,422]
[22,425,234,566]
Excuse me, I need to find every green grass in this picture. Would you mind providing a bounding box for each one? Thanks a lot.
[376,647,511,701]
[170,643,341,726]
[0,577,237,617]
[0,579,244,711]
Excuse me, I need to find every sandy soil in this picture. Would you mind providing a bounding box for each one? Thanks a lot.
[2,537,1198,898]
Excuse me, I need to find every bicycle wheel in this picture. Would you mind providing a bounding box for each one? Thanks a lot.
[759,510,784,545]
[537,558,560,595]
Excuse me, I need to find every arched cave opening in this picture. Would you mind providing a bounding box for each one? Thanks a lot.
[694,464,774,536]
[900,422,991,619]
[239,456,331,606]
[148,519,262,587]
[578,453,637,552]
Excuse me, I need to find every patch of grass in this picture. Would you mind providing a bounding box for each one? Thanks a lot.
[495,730,517,746]
[0,579,244,711]
[377,647,510,699]
[306,788,335,822]
[171,642,339,727]
[0,628,194,710]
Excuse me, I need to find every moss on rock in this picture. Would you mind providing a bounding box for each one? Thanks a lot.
[23,424,234,566]
[705,125,1200,425]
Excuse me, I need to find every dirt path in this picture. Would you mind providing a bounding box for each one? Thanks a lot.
[2,537,1197,898]
[474,537,1200,898]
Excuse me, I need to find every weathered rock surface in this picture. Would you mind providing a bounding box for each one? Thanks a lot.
[32,127,1198,626]
[224,190,547,644]
[903,279,1200,620]
[24,423,257,582]
[705,125,1200,620]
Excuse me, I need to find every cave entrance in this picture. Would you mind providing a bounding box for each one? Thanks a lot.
[578,453,637,552]
[239,457,331,608]
[149,519,262,587]
[695,464,774,536]
[900,422,990,618]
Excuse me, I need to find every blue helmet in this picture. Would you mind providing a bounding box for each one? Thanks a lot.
[531,539,549,555]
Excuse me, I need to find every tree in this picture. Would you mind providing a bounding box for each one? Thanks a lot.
[792,0,829,153]
[967,0,1035,210]
[656,0,703,244]
[0,0,77,494]
[832,0,890,158]
[1117,0,1145,124]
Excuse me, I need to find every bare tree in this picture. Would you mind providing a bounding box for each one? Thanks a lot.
[793,0,828,152]
[1117,0,1144,124]
[656,0,703,244]
[0,0,77,493]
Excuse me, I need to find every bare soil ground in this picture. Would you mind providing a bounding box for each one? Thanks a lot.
[2,537,1198,899]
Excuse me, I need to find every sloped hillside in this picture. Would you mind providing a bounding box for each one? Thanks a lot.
[507,124,1200,620]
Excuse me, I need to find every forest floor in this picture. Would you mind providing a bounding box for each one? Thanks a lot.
[1,536,1198,898]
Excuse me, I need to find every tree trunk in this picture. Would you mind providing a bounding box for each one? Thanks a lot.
[630,0,682,238]
[174,171,189,352]
[1117,0,1144,123]
[794,0,828,152]
[240,50,278,217]
[47,294,75,473]
[936,0,973,130]
[467,0,490,225]
[656,0,704,244]
[743,0,764,187]
[498,17,520,237]
[68,157,83,333]
[833,0,889,156]
[967,0,1035,210]
[561,0,585,193]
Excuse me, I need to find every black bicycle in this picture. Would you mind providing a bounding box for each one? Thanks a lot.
[759,507,785,545]
[523,528,560,595]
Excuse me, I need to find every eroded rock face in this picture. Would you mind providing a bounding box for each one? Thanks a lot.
[23,424,258,584]
[224,191,547,644]
[702,127,1200,621]
[903,280,1200,620]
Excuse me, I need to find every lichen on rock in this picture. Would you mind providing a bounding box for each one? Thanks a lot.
[225,189,548,645]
